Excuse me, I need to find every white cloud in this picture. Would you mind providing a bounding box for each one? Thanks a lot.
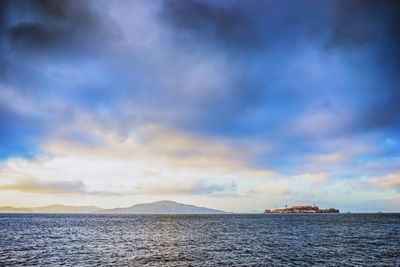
[0,119,275,201]
[368,172,400,191]
[297,172,330,185]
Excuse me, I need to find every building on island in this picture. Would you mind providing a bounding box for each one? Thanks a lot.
[265,205,339,214]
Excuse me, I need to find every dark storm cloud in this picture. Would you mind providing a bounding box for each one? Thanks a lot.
[358,90,400,133]
[0,0,114,95]
[0,0,104,156]
[3,0,112,55]
[162,0,334,51]
[161,0,400,138]
[326,1,400,134]
[159,1,312,136]
[328,0,400,48]
[8,23,52,51]
[162,0,261,50]
[0,0,125,156]
[31,0,75,18]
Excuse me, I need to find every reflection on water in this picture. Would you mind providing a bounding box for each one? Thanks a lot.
[0,214,399,266]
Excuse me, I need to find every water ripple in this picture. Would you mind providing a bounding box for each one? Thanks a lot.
[0,214,399,266]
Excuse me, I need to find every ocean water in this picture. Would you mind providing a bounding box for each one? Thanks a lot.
[0,214,399,266]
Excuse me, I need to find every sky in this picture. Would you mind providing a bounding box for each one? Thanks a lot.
[0,0,399,212]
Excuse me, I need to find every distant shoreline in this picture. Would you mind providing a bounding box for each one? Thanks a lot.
[1,212,399,215]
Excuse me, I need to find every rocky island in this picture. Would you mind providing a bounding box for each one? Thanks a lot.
[265,205,339,214]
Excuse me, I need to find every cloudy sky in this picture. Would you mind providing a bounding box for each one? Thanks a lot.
[0,0,399,212]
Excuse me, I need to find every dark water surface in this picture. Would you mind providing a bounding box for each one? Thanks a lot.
[0,214,399,266]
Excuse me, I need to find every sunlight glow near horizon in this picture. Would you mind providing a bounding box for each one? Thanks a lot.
[0,0,399,212]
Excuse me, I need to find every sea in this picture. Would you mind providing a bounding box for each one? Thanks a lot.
[0,213,399,266]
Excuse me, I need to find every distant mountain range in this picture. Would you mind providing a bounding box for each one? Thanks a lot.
[0,200,230,214]
[98,200,230,214]
[0,204,102,213]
